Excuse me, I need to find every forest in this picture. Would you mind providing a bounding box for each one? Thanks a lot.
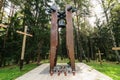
[0,0,120,68]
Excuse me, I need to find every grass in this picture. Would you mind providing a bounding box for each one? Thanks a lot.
[0,63,37,80]
[86,61,120,80]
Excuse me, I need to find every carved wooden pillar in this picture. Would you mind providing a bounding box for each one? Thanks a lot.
[66,5,75,72]
[49,9,58,73]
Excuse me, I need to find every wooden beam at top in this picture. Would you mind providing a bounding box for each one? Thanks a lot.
[16,30,33,37]
[112,47,120,50]
[0,24,8,28]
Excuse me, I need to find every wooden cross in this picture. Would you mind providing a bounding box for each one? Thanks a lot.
[112,47,120,64]
[16,26,32,70]
[96,50,104,65]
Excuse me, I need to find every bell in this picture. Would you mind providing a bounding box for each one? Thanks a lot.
[58,19,66,28]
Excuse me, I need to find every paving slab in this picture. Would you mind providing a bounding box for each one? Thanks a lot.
[15,63,113,80]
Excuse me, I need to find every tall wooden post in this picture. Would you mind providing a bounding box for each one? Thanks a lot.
[16,26,32,70]
[49,7,58,75]
[66,5,75,73]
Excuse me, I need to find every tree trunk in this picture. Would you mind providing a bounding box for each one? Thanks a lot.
[89,38,94,60]
[76,14,83,62]
[73,0,83,62]
[74,26,78,59]
[0,0,3,11]
[3,58,6,67]
[86,37,90,62]
[0,53,2,67]
[37,41,43,65]
[0,0,4,22]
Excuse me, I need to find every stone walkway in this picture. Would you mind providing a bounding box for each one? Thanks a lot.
[15,63,113,80]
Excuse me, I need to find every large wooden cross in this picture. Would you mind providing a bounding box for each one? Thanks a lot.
[16,26,32,70]
[96,49,104,65]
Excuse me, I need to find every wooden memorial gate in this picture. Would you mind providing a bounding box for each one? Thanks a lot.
[49,5,75,76]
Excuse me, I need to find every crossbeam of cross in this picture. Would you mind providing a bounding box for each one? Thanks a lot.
[112,47,120,50]
[0,24,8,28]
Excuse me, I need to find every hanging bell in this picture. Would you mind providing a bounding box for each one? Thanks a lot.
[58,19,66,28]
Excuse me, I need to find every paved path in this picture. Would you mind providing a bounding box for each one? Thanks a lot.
[16,63,113,80]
